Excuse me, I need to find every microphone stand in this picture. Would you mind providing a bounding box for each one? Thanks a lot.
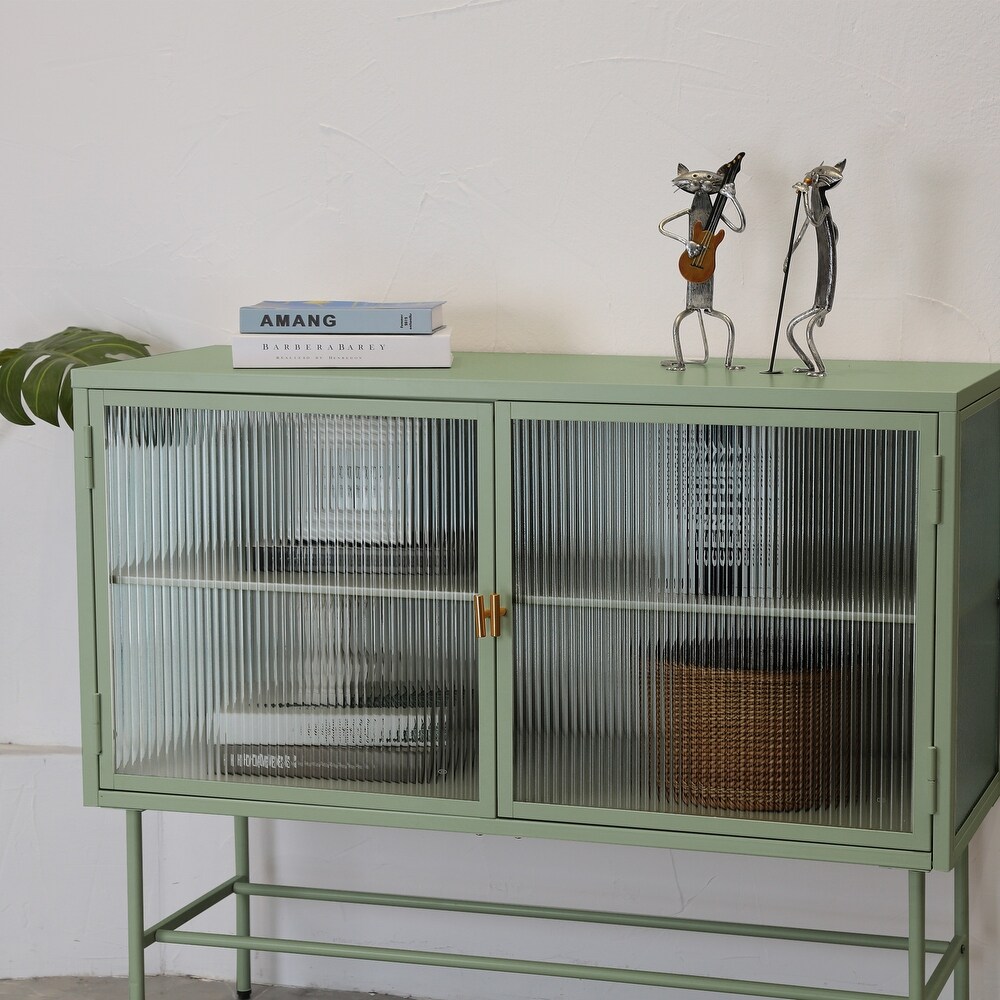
[761,191,803,375]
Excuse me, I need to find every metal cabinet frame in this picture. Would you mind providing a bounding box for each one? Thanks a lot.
[73,348,1000,1000]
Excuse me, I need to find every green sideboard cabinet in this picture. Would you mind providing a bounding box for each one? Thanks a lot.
[73,347,1000,1000]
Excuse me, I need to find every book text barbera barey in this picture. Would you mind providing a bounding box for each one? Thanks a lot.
[231,300,452,369]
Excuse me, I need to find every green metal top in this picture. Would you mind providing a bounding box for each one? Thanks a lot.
[72,345,1000,412]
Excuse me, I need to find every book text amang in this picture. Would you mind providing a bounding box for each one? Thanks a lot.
[260,313,339,328]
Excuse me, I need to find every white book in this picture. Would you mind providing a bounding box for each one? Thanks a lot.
[230,328,452,368]
[215,706,442,747]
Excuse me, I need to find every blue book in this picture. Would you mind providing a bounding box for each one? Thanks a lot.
[239,300,445,335]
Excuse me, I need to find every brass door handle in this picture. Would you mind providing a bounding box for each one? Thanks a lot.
[474,594,488,638]
[474,593,508,638]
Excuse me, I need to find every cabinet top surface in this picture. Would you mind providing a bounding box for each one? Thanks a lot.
[73,346,1000,412]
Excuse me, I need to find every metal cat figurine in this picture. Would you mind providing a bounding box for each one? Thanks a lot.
[785,160,846,378]
[658,153,746,372]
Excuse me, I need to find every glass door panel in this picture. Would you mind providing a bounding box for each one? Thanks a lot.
[510,413,926,835]
[100,399,488,807]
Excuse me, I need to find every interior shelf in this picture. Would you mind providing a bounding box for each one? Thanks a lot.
[111,569,472,602]
[518,593,915,624]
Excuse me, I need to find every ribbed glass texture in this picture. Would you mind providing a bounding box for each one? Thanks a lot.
[512,419,918,832]
[104,405,479,799]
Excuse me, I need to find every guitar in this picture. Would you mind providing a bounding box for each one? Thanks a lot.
[678,152,745,284]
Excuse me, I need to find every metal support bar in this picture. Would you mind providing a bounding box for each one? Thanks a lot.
[923,937,965,1000]
[953,847,970,1000]
[909,870,926,1000]
[143,876,239,948]
[125,810,145,1000]
[232,880,951,955]
[122,810,971,1000]
[160,874,971,1000]
[153,927,908,1000]
[235,817,252,999]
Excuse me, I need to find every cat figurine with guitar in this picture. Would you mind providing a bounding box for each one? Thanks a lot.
[658,152,746,372]
[784,159,846,378]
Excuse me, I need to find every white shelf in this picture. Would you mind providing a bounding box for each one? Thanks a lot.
[519,593,915,625]
[111,569,471,602]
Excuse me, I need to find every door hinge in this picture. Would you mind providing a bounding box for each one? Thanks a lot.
[82,425,95,491]
[91,692,103,756]
[931,454,943,524]
[928,745,939,814]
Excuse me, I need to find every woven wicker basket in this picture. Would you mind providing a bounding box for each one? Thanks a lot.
[650,659,842,813]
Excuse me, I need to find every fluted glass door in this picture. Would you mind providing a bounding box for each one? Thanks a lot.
[504,403,937,845]
[95,393,493,814]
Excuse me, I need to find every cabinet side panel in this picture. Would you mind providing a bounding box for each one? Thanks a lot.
[955,400,1000,831]
[75,387,100,805]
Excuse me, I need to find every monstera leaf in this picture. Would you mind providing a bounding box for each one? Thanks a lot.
[0,327,150,428]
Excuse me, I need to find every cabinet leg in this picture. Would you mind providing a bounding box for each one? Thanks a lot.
[125,810,146,1000]
[235,815,252,999]
[954,848,970,1000]
[908,869,926,1000]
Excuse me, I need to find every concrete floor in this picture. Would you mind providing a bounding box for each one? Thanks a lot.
[0,978,403,1000]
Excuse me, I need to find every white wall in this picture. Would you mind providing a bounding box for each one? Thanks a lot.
[2,0,999,996]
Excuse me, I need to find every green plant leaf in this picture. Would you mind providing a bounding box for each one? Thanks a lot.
[58,370,74,427]
[0,352,36,425]
[23,354,67,426]
[0,327,150,428]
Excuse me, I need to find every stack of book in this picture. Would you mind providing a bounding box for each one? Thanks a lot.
[214,693,453,783]
[230,300,451,368]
